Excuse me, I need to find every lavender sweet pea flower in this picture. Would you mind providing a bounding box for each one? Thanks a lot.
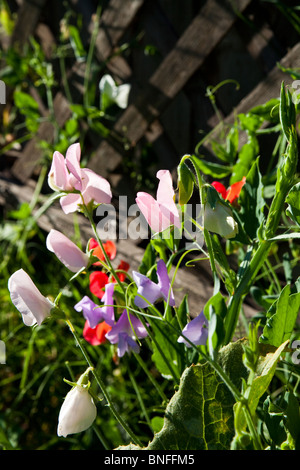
[46,229,89,273]
[105,310,148,357]
[99,282,115,326]
[74,296,102,329]
[132,259,175,308]
[74,283,115,329]
[177,311,208,348]
[8,269,54,326]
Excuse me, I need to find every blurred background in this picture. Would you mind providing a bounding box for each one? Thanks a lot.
[0,0,300,450]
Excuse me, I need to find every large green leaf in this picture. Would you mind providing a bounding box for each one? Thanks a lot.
[260,285,300,347]
[233,340,289,435]
[117,340,248,450]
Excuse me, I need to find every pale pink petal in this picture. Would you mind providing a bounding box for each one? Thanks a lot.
[156,170,180,228]
[136,192,167,234]
[60,193,82,214]
[46,229,89,272]
[48,151,72,192]
[65,143,82,188]
[80,169,112,206]
[8,269,53,326]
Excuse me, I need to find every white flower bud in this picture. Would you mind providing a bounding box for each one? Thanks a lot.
[204,200,238,239]
[57,384,97,437]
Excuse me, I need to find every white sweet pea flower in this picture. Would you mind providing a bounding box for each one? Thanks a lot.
[204,200,238,239]
[99,74,131,111]
[57,369,97,438]
[8,269,54,326]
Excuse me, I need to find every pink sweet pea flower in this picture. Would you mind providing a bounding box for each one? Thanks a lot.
[177,311,208,347]
[48,143,112,214]
[136,170,180,233]
[46,229,90,273]
[132,259,175,308]
[105,310,148,357]
[8,269,54,326]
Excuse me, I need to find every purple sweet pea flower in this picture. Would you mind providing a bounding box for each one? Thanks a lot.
[74,296,102,329]
[177,311,208,347]
[132,259,175,308]
[105,310,148,357]
[74,283,115,328]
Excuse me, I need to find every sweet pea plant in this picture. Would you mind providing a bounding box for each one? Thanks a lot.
[7,83,300,450]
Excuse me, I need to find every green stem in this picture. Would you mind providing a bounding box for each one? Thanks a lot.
[66,319,143,447]
[224,240,271,344]
[133,352,168,403]
[84,206,125,293]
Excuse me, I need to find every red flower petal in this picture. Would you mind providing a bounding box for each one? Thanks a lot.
[89,238,117,265]
[225,176,246,204]
[83,320,112,345]
[95,321,112,343]
[89,271,109,299]
[112,260,130,283]
[211,181,227,200]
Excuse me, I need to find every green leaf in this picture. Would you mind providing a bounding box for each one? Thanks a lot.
[117,340,249,451]
[234,340,289,435]
[119,361,236,450]
[260,285,300,347]
[204,292,227,357]
[249,98,280,123]
[68,25,86,60]
[286,182,300,227]
[14,90,39,110]
[239,157,265,240]
[191,156,232,178]
[230,134,259,184]
[177,160,194,205]
[150,316,185,382]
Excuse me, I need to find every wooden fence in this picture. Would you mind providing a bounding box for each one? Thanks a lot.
[1,0,300,191]
[1,0,300,323]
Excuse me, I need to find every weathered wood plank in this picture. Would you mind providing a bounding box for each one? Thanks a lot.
[95,0,144,61]
[9,0,47,50]
[11,92,72,182]
[204,40,300,151]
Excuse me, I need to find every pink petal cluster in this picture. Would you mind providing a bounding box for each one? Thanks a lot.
[48,143,112,214]
[136,170,180,233]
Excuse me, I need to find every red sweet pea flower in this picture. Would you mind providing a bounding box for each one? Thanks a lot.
[89,271,109,299]
[89,262,130,297]
[83,319,112,346]
[212,176,246,205]
[89,238,117,265]
[113,260,130,282]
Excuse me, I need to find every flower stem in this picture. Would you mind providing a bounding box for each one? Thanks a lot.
[65,319,143,447]
[84,205,125,293]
